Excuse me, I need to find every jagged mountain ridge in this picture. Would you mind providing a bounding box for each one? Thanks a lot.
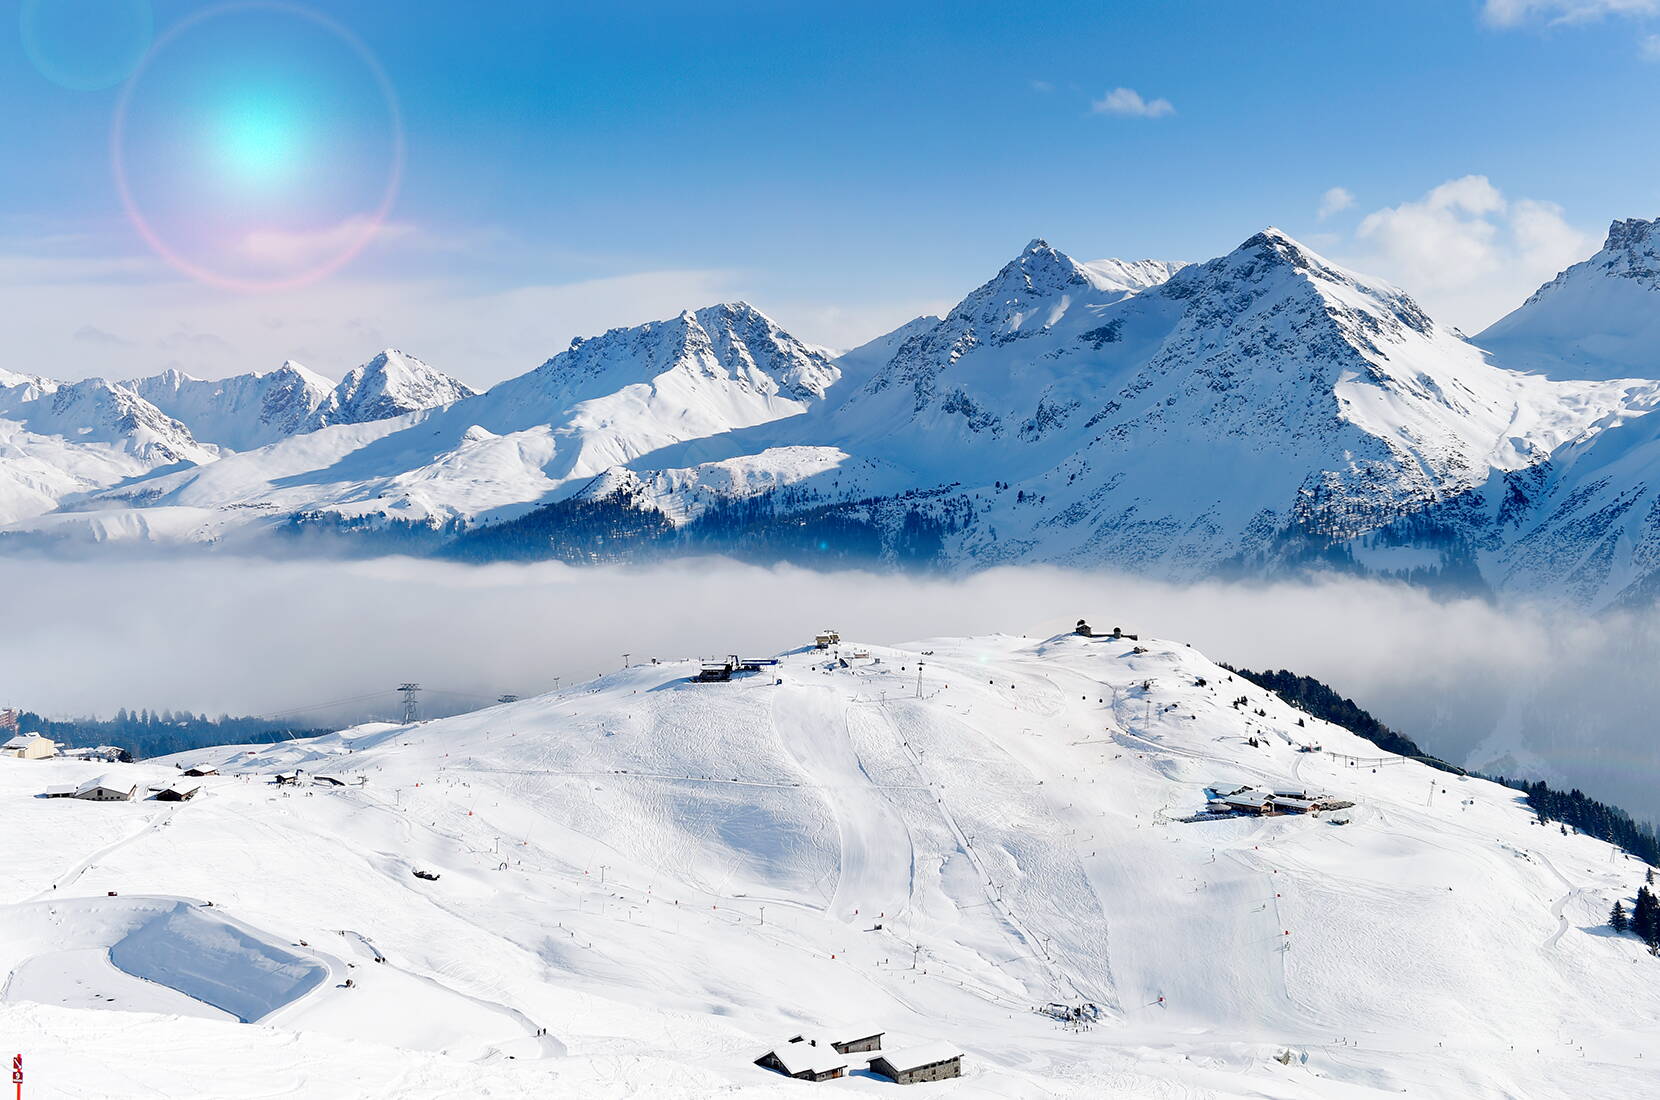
[11,226,1660,604]
[130,350,475,452]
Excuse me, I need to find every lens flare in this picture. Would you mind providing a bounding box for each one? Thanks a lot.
[20,0,153,92]
[214,92,308,187]
[111,2,403,292]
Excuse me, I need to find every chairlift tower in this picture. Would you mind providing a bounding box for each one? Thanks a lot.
[398,683,422,725]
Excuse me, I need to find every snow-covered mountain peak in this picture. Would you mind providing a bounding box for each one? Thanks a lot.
[1478,216,1660,380]
[521,302,839,407]
[1595,216,1660,278]
[310,348,476,431]
[271,359,336,390]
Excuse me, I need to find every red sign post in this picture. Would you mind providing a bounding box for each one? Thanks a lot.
[11,1052,20,1100]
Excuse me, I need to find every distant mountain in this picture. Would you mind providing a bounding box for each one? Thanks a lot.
[132,361,334,451]
[307,349,476,432]
[0,373,218,525]
[1480,218,1660,380]
[130,350,474,451]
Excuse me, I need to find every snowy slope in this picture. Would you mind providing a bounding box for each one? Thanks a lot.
[1480,218,1660,380]
[2,629,1655,1098]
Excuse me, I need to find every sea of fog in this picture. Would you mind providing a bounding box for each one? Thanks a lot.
[4,556,1656,822]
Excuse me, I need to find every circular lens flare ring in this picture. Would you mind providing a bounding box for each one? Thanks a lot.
[111,1,405,293]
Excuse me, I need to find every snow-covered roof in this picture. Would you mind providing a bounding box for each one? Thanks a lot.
[764,1040,848,1076]
[870,1042,962,1071]
[1223,791,1272,807]
[1271,796,1318,811]
[75,774,134,795]
[42,784,76,796]
[3,733,48,748]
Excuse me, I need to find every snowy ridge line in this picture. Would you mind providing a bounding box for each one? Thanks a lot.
[16,226,1660,607]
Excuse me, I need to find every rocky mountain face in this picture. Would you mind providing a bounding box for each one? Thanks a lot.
[132,362,335,451]
[15,226,1660,606]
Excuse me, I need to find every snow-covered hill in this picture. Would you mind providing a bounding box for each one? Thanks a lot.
[3,629,1655,1097]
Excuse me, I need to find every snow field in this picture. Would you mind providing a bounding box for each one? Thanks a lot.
[1,631,1657,1096]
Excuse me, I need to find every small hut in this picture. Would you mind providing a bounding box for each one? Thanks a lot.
[72,775,137,802]
[755,1036,848,1081]
[2,733,57,759]
[867,1043,963,1084]
[832,1028,884,1054]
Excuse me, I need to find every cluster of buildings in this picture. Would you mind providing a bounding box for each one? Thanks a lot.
[1204,782,1352,817]
[755,1029,963,1085]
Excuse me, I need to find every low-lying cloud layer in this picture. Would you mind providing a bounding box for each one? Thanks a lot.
[5,556,1657,821]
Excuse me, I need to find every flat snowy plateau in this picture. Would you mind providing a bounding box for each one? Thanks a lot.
[1,631,1654,1098]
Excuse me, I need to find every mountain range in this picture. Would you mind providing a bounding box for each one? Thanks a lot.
[9,220,1660,606]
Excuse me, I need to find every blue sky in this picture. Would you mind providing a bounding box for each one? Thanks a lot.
[6,0,1660,386]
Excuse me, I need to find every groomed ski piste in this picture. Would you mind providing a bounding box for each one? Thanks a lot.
[2,629,1657,1098]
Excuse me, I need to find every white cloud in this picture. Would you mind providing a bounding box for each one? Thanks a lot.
[1348,175,1592,331]
[1640,31,1660,56]
[1029,79,1055,93]
[1317,187,1356,220]
[1483,0,1660,25]
[1090,87,1175,118]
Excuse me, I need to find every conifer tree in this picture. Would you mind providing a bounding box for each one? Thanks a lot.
[1611,900,1629,934]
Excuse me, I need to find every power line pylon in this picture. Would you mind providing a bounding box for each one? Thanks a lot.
[398,683,421,725]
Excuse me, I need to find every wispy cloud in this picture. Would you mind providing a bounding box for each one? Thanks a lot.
[1483,0,1660,25]
[1090,87,1175,118]
[240,218,418,270]
[72,325,134,347]
[1318,186,1356,220]
[1029,79,1055,93]
[1640,31,1660,55]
